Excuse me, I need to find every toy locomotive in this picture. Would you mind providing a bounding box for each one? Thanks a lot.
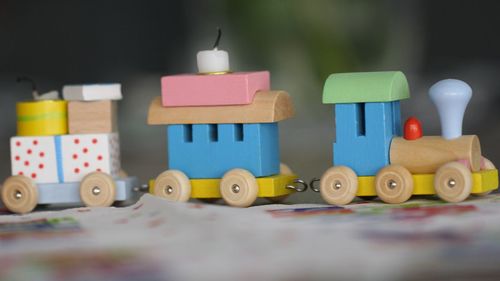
[311,71,499,205]
[146,37,306,207]
[1,83,138,214]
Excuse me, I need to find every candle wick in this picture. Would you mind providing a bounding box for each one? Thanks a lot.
[17,76,37,91]
[17,76,40,99]
[212,27,222,49]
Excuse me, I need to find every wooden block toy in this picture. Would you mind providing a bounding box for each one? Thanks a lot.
[16,100,68,136]
[390,135,482,173]
[10,136,60,184]
[161,71,270,107]
[63,84,122,101]
[167,123,279,179]
[148,90,294,125]
[314,72,498,205]
[68,100,117,134]
[149,163,300,207]
[60,133,120,183]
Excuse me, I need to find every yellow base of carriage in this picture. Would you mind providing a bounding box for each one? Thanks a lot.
[149,163,304,207]
[149,171,299,207]
[149,173,296,198]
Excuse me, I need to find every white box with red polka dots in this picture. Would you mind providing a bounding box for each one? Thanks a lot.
[60,133,121,182]
[10,136,59,184]
[10,133,121,184]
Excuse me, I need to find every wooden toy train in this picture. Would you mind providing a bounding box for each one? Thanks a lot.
[310,71,498,205]
[1,47,498,213]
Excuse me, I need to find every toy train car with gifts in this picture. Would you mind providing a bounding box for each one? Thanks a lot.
[1,84,138,214]
[311,72,498,205]
[147,70,307,207]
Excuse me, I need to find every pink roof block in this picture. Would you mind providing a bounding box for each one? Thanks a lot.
[161,71,270,107]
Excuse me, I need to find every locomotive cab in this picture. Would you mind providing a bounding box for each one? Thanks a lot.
[323,71,408,176]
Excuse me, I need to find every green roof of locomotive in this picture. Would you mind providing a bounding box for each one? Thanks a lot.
[323,71,410,104]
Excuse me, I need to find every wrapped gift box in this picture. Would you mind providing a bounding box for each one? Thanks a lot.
[60,133,121,182]
[10,136,60,183]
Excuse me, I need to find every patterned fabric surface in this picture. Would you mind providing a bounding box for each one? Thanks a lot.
[1,193,500,281]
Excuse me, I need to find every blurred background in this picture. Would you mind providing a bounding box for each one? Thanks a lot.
[1,0,500,203]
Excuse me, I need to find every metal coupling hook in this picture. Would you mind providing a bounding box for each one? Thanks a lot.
[286,179,308,192]
[309,178,321,192]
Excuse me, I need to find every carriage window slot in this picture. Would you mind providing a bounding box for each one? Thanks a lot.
[183,124,193,142]
[209,124,218,142]
[356,103,366,136]
[235,124,244,141]
[392,102,400,135]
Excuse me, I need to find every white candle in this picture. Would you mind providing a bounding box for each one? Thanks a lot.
[197,48,230,74]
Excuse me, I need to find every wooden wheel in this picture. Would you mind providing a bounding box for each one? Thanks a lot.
[153,170,191,202]
[434,162,472,203]
[1,175,38,214]
[266,163,293,203]
[320,166,358,205]
[80,172,116,207]
[220,169,258,207]
[375,165,413,204]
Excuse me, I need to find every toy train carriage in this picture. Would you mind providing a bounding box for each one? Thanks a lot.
[314,71,498,205]
[147,90,304,207]
[1,85,138,214]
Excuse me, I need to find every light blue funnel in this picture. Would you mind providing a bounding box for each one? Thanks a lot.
[429,79,472,140]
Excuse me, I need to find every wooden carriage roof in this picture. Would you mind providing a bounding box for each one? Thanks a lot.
[147,90,295,125]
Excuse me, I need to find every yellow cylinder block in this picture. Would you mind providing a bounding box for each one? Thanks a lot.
[16,100,68,136]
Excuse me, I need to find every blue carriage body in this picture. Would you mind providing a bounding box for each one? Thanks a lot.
[166,123,280,179]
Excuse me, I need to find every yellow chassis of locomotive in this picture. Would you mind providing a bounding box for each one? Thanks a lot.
[355,169,498,196]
